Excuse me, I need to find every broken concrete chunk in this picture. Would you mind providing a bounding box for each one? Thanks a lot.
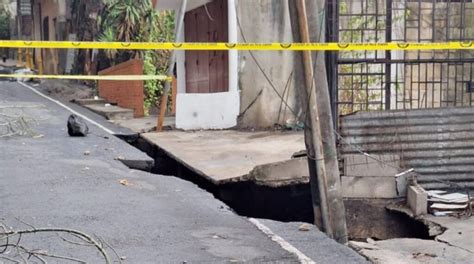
[250,158,309,187]
[430,203,468,210]
[298,223,312,232]
[349,241,379,250]
[119,179,130,186]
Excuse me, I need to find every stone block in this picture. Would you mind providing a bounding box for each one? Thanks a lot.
[74,98,107,106]
[84,104,134,121]
[407,185,428,216]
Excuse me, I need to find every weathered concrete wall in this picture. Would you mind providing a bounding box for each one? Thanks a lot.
[236,0,301,129]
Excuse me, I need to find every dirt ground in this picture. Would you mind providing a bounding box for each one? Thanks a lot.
[35,80,95,102]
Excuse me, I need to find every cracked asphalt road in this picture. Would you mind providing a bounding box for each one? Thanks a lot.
[0,81,367,263]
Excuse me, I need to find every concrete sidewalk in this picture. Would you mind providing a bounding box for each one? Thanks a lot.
[141,130,307,186]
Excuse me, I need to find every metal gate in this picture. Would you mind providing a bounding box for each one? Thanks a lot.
[326,0,474,117]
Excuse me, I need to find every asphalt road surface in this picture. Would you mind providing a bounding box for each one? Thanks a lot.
[0,81,367,263]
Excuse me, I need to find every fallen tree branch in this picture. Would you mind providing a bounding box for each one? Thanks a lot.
[1,223,115,264]
[3,228,111,264]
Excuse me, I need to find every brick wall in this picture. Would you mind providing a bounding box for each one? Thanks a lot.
[98,59,144,118]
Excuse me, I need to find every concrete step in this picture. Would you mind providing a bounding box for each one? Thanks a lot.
[83,104,134,121]
[114,115,176,133]
[74,98,107,106]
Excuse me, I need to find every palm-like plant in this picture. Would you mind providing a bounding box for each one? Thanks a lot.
[97,26,118,60]
[98,0,175,115]
[101,0,154,41]
[99,0,158,62]
[99,0,157,45]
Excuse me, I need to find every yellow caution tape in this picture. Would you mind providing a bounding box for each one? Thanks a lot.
[1,41,473,51]
[0,74,172,81]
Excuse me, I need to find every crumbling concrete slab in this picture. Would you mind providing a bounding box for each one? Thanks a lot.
[141,131,305,185]
[350,208,474,263]
[424,216,474,253]
[250,158,309,187]
[350,238,473,264]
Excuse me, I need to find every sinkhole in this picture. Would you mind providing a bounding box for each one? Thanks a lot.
[117,134,439,241]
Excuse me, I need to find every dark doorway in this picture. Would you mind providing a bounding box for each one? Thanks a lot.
[42,16,49,41]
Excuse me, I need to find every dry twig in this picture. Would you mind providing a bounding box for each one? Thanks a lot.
[0,220,115,264]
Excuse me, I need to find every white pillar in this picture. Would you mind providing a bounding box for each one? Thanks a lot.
[228,0,238,93]
[174,0,188,94]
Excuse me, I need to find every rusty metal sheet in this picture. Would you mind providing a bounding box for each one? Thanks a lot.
[340,107,474,189]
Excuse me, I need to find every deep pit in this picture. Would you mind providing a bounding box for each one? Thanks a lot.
[118,134,437,241]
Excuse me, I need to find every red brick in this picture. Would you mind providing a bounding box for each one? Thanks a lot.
[98,59,145,117]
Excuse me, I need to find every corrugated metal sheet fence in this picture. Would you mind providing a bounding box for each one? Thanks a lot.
[339,107,474,189]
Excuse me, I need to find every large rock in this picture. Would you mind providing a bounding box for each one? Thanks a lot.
[67,114,89,137]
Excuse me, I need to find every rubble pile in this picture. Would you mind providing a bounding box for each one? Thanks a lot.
[427,190,473,216]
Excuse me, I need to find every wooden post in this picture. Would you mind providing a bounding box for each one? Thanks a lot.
[157,77,177,131]
[305,0,349,243]
[172,77,177,115]
[156,88,168,132]
[289,0,333,238]
[37,49,44,75]
[288,0,348,243]
[29,49,35,70]
[51,49,59,74]
[25,49,31,69]
[17,48,23,67]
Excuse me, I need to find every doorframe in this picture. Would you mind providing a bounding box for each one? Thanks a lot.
[175,0,240,130]
[176,0,238,95]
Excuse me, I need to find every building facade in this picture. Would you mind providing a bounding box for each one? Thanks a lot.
[157,0,306,130]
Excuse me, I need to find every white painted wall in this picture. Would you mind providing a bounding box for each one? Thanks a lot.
[156,0,212,12]
[173,0,240,130]
[176,91,240,130]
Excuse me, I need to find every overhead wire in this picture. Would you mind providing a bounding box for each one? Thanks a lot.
[235,3,469,192]
[235,7,300,119]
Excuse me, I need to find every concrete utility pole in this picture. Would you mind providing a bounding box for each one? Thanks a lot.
[288,0,348,243]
